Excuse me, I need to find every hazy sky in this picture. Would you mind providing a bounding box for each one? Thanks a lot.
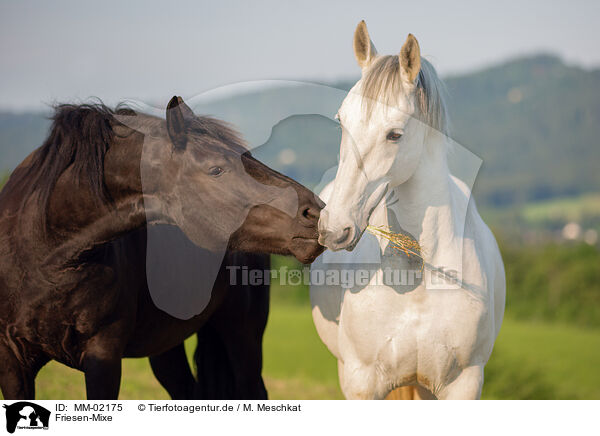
[1,0,598,110]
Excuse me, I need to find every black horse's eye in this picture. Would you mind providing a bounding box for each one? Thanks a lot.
[386,131,403,142]
[209,166,224,177]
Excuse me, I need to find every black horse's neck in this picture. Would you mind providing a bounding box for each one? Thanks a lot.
[41,130,149,268]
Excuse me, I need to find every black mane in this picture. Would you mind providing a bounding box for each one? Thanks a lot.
[187,116,248,155]
[0,104,129,224]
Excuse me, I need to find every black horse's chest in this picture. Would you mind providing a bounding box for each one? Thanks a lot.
[123,275,230,357]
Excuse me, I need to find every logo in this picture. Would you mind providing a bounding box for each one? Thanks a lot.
[2,402,50,433]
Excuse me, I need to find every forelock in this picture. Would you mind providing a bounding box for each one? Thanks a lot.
[359,55,449,135]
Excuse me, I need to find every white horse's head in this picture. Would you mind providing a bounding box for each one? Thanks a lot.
[319,21,448,251]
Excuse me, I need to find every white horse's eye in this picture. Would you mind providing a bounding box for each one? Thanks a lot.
[386,131,403,142]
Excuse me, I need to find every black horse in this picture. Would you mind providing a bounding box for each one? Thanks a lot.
[0,96,324,399]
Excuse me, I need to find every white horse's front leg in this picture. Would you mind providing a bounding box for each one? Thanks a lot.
[437,365,484,400]
[338,359,384,399]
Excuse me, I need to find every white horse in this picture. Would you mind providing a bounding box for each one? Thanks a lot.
[310,21,505,399]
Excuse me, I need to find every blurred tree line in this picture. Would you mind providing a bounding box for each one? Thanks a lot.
[501,242,600,327]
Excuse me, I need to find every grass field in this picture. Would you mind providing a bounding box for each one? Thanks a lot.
[9,301,598,400]
[520,194,600,224]
[480,193,600,239]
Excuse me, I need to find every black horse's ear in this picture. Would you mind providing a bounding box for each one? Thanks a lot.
[166,96,195,150]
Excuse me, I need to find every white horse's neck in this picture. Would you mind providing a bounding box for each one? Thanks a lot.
[371,129,465,269]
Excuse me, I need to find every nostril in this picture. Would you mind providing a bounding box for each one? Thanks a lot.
[334,227,352,244]
[302,205,320,221]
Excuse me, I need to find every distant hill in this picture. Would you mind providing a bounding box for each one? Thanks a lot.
[444,54,600,206]
[1,54,598,208]
[0,111,50,171]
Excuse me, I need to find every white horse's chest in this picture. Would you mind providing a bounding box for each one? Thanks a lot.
[311,231,490,392]
[337,276,485,380]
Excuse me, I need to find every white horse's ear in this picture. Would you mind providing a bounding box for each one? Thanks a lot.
[353,20,378,71]
[399,34,421,85]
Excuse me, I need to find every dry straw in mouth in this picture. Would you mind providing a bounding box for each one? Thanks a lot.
[366,225,424,261]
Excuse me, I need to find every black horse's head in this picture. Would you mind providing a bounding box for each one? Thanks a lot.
[123,96,324,263]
